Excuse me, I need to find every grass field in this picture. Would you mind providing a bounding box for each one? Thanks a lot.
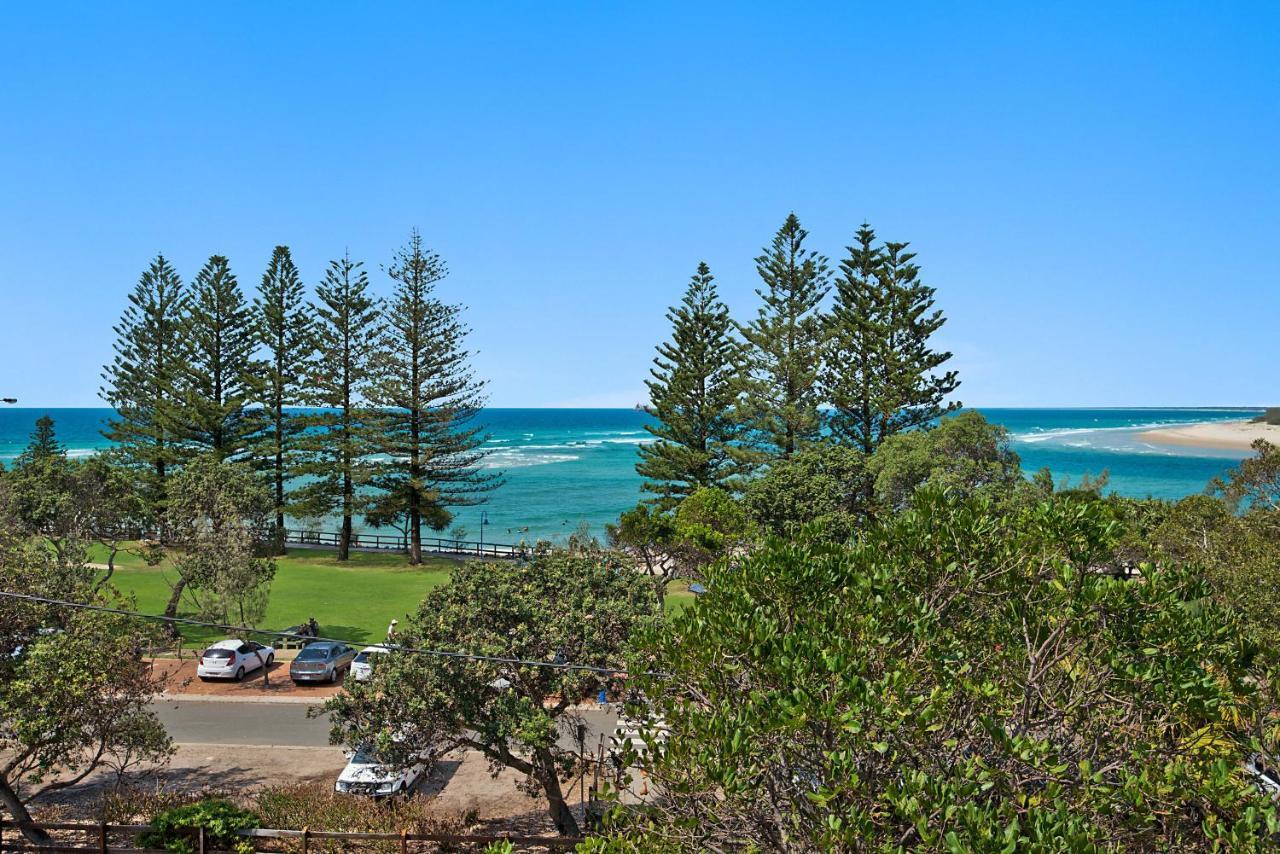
[90,544,695,647]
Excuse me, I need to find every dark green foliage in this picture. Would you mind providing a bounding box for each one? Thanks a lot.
[637,263,749,507]
[741,443,872,543]
[138,799,258,854]
[368,230,498,564]
[326,551,657,837]
[100,254,188,519]
[163,454,276,624]
[868,410,1022,510]
[823,223,959,452]
[252,246,314,552]
[603,490,1280,850]
[292,253,383,561]
[1211,439,1280,512]
[739,214,830,459]
[19,416,62,463]
[180,255,261,459]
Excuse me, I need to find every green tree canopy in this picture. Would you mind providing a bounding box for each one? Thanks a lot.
[823,224,959,453]
[739,214,830,459]
[293,253,383,561]
[741,443,873,543]
[600,490,1279,851]
[163,454,276,625]
[180,255,262,459]
[368,230,499,564]
[324,551,657,837]
[867,410,1022,511]
[252,245,314,553]
[0,482,171,845]
[637,262,750,507]
[100,254,188,521]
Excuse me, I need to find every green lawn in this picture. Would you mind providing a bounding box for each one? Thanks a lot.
[93,544,697,647]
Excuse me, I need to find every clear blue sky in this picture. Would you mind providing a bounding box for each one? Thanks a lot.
[1,3,1276,408]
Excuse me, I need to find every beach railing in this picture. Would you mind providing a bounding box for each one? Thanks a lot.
[282,529,525,560]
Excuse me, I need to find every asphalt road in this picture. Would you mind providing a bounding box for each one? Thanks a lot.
[152,699,619,752]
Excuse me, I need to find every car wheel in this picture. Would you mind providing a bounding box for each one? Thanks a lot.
[266,653,275,666]
[235,666,245,681]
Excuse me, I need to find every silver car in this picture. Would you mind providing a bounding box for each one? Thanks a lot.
[289,641,357,684]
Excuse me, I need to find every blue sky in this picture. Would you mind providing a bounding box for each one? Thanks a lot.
[1,2,1276,408]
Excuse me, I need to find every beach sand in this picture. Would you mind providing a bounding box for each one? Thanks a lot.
[1141,419,1280,451]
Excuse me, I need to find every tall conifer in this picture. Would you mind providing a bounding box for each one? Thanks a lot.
[823,224,959,452]
[101,254,188,520]
[180,255,260,459]
[253,246,313,553]
[740,214,830,459]
[637,263,748,508]
[369,230,498,565]
[293,254,383,561]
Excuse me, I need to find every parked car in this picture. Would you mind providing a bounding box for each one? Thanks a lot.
[197,639,275,681]
[288,640,357,684]
[334,744,433,797]
[351,646,390,682]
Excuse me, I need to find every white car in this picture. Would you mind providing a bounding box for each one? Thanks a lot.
[351,646,390,682]
[1246,753,1280,798]
[334,745,432,797]
[196,639,275,681]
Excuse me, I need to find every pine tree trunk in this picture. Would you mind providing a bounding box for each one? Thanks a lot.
[409,407,422,565]
[274,413,287,555]
[0,775,52,846]
[534,747,581,836]
[339,471,352,562]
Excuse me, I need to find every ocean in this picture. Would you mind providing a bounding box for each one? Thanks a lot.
[0,407,1261,545]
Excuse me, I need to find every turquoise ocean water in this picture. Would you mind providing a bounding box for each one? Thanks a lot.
[0,407,1262,545]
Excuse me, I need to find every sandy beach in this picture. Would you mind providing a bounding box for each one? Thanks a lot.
[1141,419,1280,451]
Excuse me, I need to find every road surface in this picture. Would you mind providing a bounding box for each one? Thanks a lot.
[151,699,619,752]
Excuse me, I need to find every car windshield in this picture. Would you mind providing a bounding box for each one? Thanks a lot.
[351,746,382,765]
[204,648,234,659]
[297,646,330,661]
[354,651,375,664]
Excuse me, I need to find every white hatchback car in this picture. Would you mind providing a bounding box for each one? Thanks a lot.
[351,646,390,682]
[197,639,275,681]
[335,745,432,797]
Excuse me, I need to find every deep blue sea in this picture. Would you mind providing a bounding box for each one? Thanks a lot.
[0,407,1262,545]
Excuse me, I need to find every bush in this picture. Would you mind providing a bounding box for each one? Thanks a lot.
[138,799,258,854]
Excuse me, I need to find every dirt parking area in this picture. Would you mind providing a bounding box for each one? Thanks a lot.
[149,658,347,699]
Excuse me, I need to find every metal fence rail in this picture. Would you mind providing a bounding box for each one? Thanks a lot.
[283,529,525,559]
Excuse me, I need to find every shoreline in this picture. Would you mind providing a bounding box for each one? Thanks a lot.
[1140,419,1280,451]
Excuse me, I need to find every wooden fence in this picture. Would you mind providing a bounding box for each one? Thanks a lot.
[0,821,582,852]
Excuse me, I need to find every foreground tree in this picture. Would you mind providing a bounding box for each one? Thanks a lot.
[823,224,959,453]
[325,552,657,836]
[163,454,276,625]
[610,487,756,609]
[867,409,1022,511]
[294,254,384,561]
[741,443,873,543]
[596,491,1279,850]
[100,254,188,522]
[369,230,498,564]
[253,246,314,553]
[739,214,830,459]
[637,263,749,507]
[180,255,260,459]
[4,419,150,581]
[0,489,171,845]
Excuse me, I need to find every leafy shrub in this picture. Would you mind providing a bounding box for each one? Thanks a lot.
[138,799,258,854]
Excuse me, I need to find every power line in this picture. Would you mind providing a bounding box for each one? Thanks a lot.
[0,590,662,678]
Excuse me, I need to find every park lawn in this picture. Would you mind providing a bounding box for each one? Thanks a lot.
[102,546,457,647]
[96,543,696,647]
